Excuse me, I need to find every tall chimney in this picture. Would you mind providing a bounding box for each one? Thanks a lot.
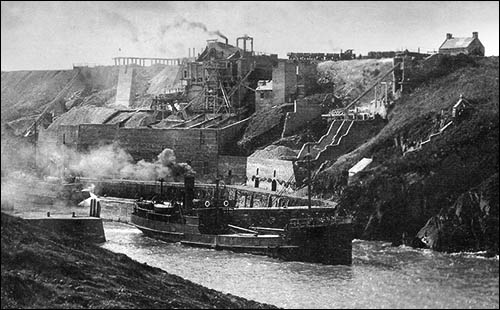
[472,32,478,39]
[446,33,453,40]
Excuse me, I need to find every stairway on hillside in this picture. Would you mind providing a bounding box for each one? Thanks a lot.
[114,66,134,108]
[297,120,353,160]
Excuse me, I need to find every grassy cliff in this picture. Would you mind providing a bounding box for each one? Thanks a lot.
[313,56,499,254]
[1,212,276,309]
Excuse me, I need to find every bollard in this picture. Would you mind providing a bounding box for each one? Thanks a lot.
[47,211,50,217]
[72,212,75,218]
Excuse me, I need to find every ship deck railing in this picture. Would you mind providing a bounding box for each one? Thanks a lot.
[288,216,352,228]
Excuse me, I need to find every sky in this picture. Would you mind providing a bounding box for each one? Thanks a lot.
[1,1,499,71]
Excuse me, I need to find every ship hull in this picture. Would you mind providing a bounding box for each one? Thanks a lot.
[130,213,352,265]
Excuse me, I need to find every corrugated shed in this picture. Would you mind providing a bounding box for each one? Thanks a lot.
[47,106,118,130]
[103,111,156,127]
[123,112,155,127]
[440,37,474,49]
[104,111,135,125]
[348,158,373,176]
[256,80,273,91]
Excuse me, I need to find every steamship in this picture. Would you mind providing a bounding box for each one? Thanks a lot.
[130,176,353,265]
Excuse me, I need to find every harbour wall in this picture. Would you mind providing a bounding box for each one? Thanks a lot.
[24,216,106,243]
[80,178,333,208]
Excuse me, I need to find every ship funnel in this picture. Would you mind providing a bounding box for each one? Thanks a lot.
[184,175,195,211]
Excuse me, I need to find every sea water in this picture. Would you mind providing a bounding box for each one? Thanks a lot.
[102,222,499,309]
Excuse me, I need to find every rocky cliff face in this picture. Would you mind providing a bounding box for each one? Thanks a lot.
[417,173,499,255]
[316,56,499,254]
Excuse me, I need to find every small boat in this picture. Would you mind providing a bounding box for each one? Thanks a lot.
[130,176,353,265]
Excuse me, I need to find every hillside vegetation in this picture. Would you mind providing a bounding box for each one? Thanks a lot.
[313,56,499,254]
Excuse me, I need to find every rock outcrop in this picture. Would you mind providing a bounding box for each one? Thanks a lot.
[417,173,499,255]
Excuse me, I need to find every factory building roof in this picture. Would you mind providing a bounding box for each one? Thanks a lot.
[197,42,242,61]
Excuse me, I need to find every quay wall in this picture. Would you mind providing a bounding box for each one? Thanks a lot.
[80,178,332,207]
[25,217,106,243]
[218,155,247,184]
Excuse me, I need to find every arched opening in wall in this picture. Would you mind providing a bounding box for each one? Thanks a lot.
[271,179,277,191]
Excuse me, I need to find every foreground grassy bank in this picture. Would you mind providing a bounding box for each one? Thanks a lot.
[1,212,277,309]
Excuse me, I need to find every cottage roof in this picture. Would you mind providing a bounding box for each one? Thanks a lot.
[440,37,475,49]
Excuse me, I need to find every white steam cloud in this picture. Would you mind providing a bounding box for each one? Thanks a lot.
[61,144,194,181]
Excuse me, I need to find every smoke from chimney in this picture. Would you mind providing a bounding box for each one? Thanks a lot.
[160,17,228,44]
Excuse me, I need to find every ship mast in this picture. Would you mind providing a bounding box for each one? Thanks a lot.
[307,144,312,212]
[215,177,220,226]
